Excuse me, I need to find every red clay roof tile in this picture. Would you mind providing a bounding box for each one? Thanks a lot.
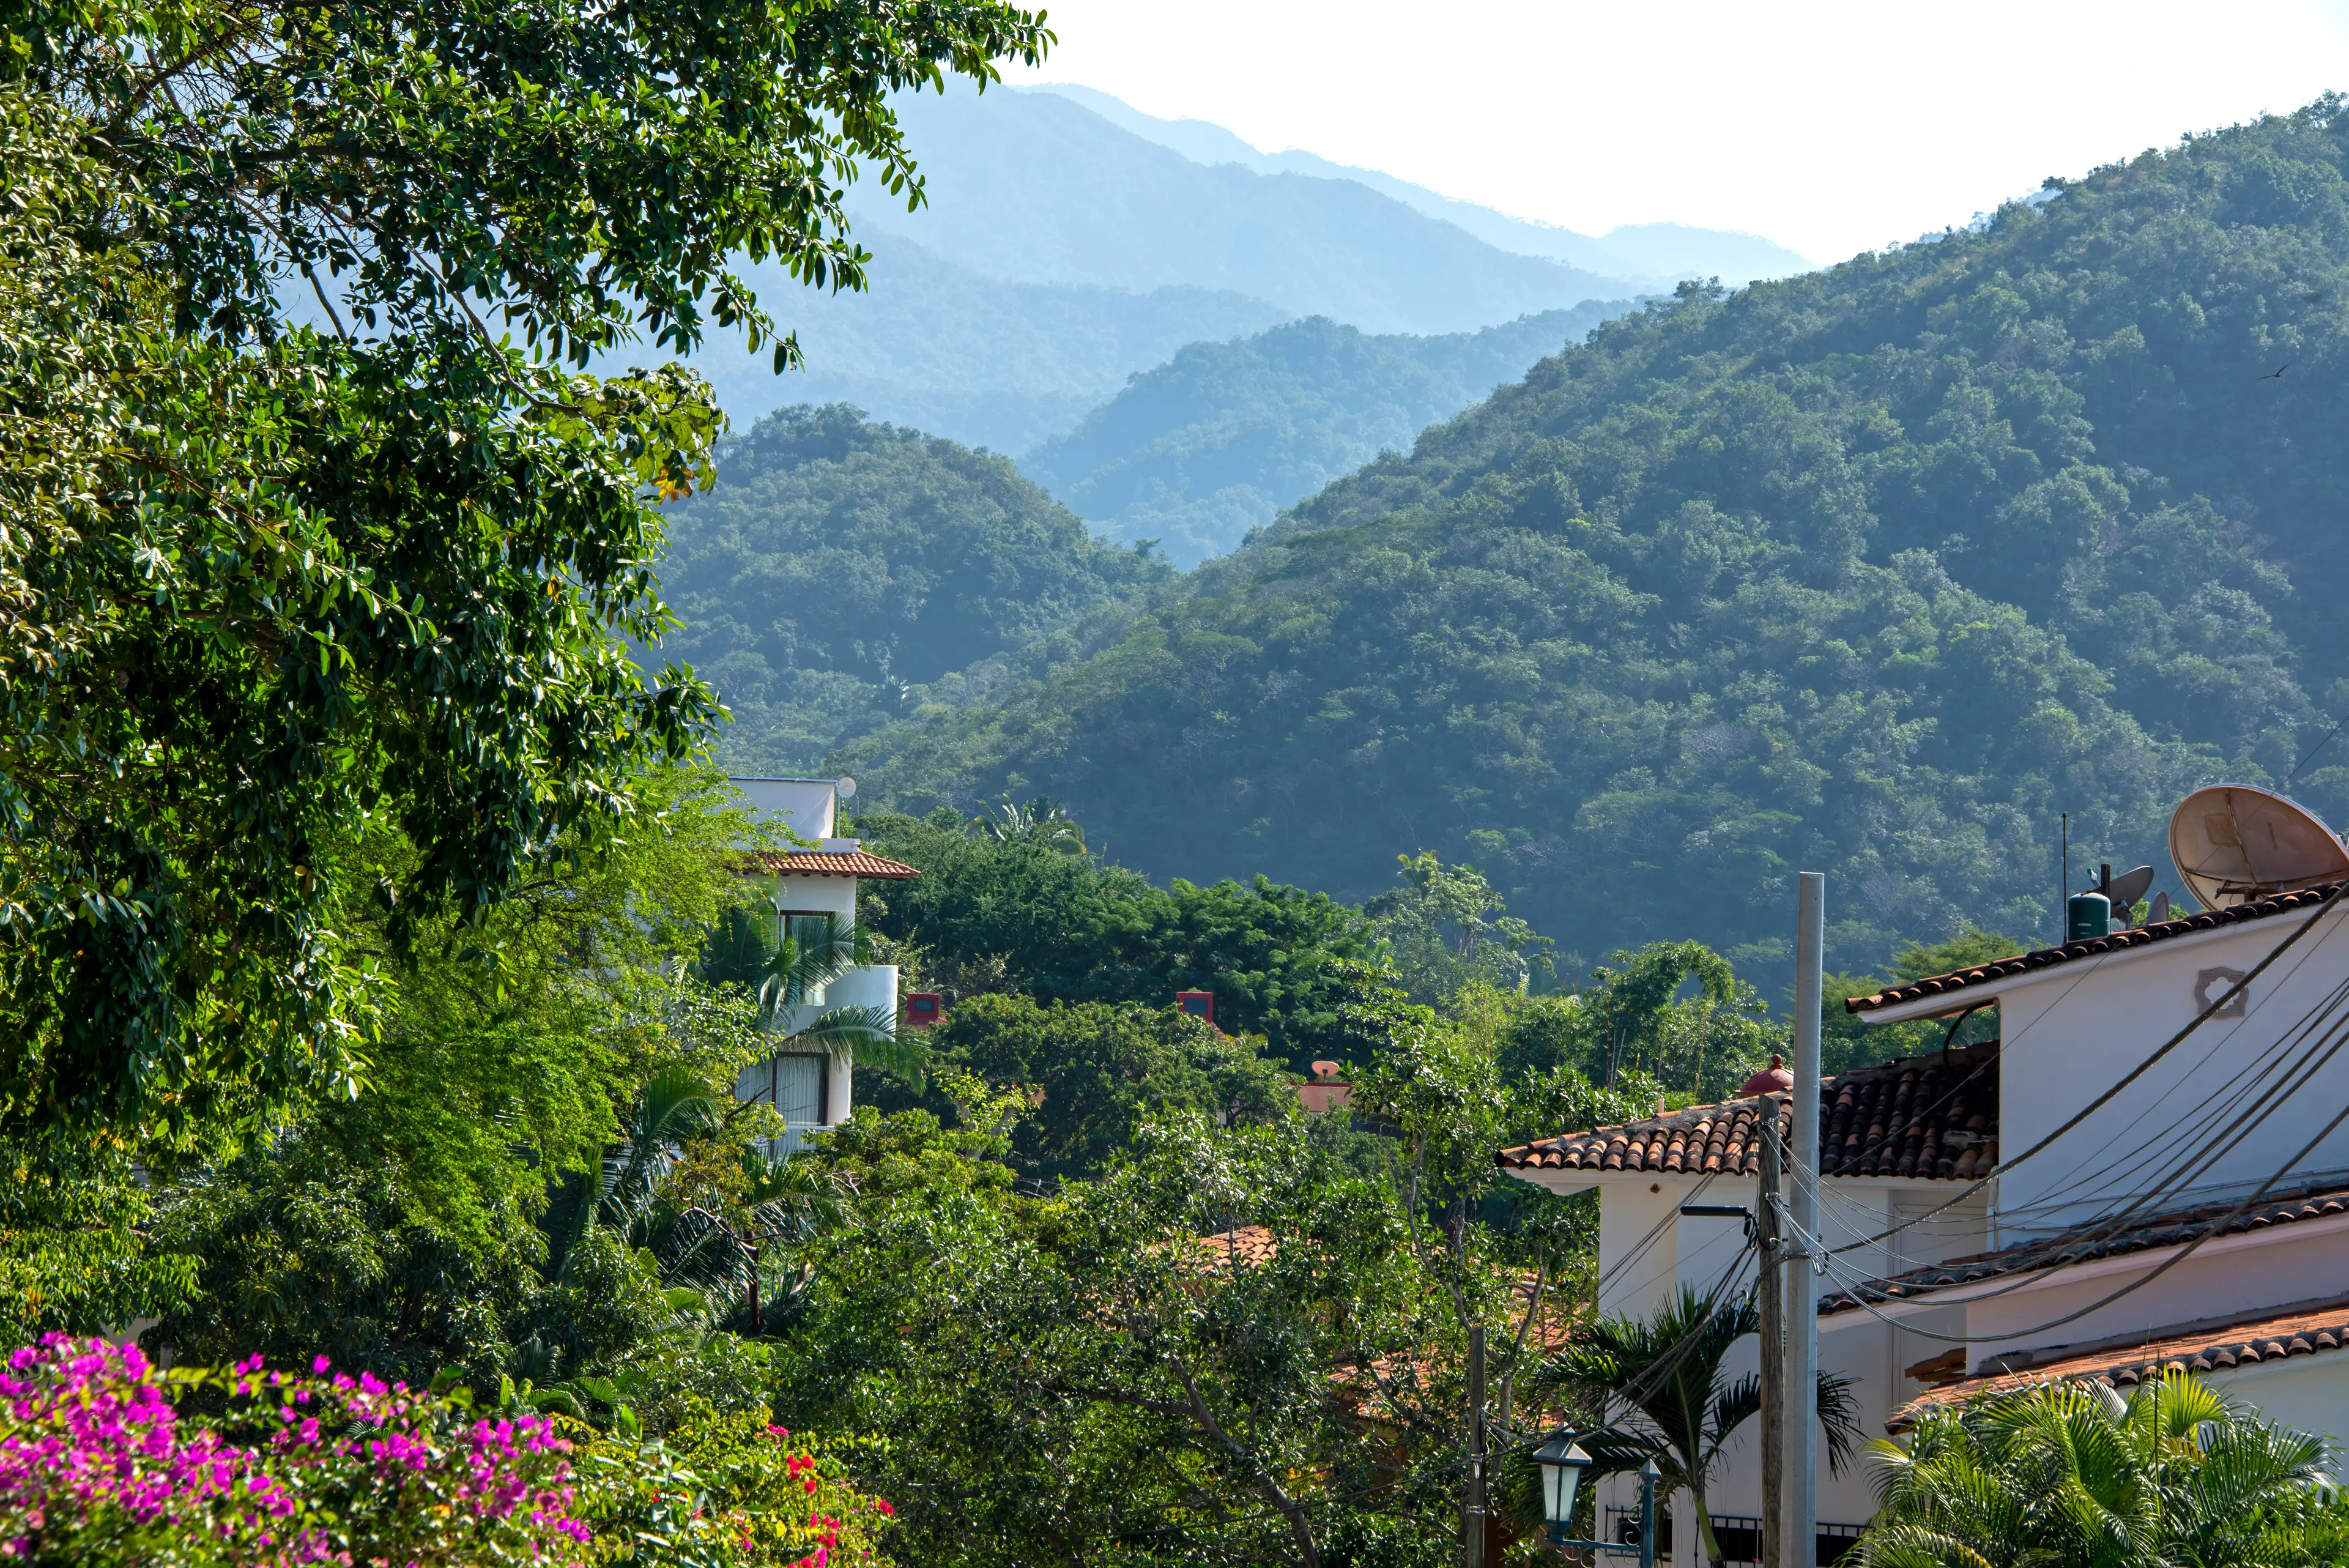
[1821,1180,2349,1317]
[1495,1043,1998,1183]
[1890,1296,2349,1430]
[739,849,921,880]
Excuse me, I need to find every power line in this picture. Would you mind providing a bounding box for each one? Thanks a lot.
[1785,1077,2349,1348]
[1803,883,2347,1260]
[2285,713,2349,789]
[1787,948,2349,1296]
[1986,912,2349,1222]
[1996,975,2349,1229]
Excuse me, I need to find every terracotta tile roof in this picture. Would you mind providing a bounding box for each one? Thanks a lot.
[1191,1225,1282,1271]
[740,849,921,880]
[1845,884,2343,1015]
[1820,1180,2349,1317]
[1890,1298,2349,1430]
[1495,1043,1998,1182]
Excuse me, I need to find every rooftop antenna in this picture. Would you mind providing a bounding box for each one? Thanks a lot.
[2103,863,2155,926]
[2060,812,2069,933]
[2169,785,2349,911]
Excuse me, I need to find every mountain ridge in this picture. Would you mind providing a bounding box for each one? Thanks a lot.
[831,98,2349,973]
[1022,303,1629,566]
[1026,83,1814,286]
[840,83,1639,336]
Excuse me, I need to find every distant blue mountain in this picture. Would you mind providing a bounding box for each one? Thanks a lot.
[842,84,1639,336]
[666,239,1289,455]
[1022,305,1628,567]
[1033,84,1813,287]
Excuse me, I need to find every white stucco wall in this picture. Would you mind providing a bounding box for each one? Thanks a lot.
[2206,1350,2349,1454]
[1864,902,2349,1233]
[1841,1209,2349,1365]
[731,776,838,842]
[1523,1165,1992,1544]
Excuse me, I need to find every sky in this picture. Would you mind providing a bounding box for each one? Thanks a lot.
[1005,0,2349,266]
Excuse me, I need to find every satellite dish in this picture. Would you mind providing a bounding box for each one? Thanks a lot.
[835,777,857,800]
[2107,864,2155,913]
[2169,785,2349,911]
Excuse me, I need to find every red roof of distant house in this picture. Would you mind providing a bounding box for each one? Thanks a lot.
[740,849,921,880]
[1890,1296,2349,1430]
[1845,885,2342,1015]
[1495,1043,1997,1183]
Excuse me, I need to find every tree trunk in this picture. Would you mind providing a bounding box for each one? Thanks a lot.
[1691,1479,1725,1568]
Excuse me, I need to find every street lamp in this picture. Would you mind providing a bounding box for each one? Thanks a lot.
[1534,1433,1592,1546]
[1529,1435,1660,1568]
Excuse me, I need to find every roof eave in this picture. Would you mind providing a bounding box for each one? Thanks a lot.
[1849,904,2331,1024]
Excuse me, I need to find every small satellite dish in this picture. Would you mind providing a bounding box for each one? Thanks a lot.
[2107,864,2155,913]
[835,777,857,800]
[2169,785,2349,910]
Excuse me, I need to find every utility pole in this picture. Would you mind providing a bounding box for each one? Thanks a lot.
[1783,871,1824,1568]
[1758,1107,1783,1568]
[1465,1323,1486,1568]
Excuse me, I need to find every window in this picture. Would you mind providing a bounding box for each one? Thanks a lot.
[772,1054,825,1126]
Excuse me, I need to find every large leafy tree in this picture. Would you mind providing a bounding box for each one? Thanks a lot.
[855,806,1382,1062]
[924,992,1296,1182]
[0,0,1048,1146]
[771,976,1658,1568]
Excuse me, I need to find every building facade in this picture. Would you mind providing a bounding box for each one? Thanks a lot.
[727,777,918,1153]
[1500,879,2349,1563]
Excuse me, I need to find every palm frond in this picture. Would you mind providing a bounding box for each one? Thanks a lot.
[786,1002,926,1083]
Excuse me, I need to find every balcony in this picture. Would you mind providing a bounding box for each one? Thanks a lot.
[737,963,896,1156]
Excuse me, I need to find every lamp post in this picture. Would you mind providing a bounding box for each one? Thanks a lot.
[1534,1435,1660,1568]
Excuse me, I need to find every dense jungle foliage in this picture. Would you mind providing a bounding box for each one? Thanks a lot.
[656,406,1170,773]
[842,98,2349,973]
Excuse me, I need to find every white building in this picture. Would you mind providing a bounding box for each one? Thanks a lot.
[727,777,918,1153]
[1502,846,2349,1562]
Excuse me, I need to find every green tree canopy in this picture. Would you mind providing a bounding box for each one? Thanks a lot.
[926,993,1295,1182]
[1865,1372,2343,1568]
[655,405,1169,772]
[0,0,1047,1146]
[842,97,2349,975]
[855,808,1382,1063]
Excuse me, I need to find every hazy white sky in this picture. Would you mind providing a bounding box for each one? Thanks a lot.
[1005,0,2349,264]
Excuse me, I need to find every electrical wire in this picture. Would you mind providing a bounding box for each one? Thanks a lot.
[1783,1079,2349,1347]
[1781,959,2349,1299]
[1588,1169,1721,1298]
[1799,882,2348,1259]
[1529,1236,1761,1452]
[1981,914,2349,1223]
[2286,715,2349,789]
[1998,975,2349,1230]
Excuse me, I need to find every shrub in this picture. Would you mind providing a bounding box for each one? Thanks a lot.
[0,1337,891,1567]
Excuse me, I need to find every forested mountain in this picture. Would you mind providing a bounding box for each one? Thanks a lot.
[665,239,1288,454]
[655,407,1167,775]
[1023,305,1628,566]
[841,84,1634,335]
[1036,83,1814,287]
[837,99,2349,975]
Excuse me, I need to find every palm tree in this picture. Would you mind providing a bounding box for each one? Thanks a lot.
[1863,1369,2336,1568]
[1539,1283,1859,1568]
[754,894,923,1082]
[974,796,1086,853]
